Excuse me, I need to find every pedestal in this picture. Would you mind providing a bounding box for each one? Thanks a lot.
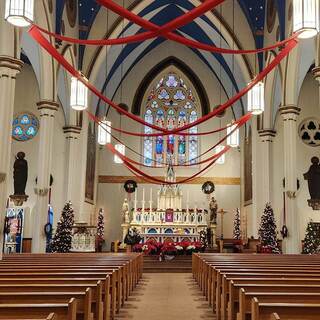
[121,223,130,243]
[9,194,28,206]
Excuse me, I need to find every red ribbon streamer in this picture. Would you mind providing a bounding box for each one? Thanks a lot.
[97,0,299,54]
[108,143,230,185]
[87,110,248,137]
[28,26,297,134]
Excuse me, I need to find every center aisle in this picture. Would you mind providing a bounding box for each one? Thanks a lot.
[116,273,215,319]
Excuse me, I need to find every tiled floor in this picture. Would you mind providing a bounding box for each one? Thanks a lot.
[115,273,215,319]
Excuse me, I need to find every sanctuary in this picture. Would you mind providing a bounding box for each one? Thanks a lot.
[122,163,207,243]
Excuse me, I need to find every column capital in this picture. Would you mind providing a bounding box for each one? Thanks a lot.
[0,56,23,73]
[37,100,59,115]
[63,125,82,138]
[279,105,301,120]
[312,66,320,81]
[258,129,277,142]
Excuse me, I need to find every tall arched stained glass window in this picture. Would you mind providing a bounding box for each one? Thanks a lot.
[143,71,199,166]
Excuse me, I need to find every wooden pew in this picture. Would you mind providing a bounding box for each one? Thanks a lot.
[269,313,280,320]
[0,298,77,320]
[251,298,320,320]
[238,289,320,320]
[0,283,103,320]
[0,289,92,320]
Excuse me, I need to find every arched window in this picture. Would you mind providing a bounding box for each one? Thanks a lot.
[143,71,199,166]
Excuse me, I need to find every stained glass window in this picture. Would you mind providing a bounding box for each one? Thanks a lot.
[143,72,199,166]
[12,112,39,141]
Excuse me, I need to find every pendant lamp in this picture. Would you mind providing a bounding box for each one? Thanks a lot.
[98,117,111,145]
[293,0,320,39]
[5,0,34,27]
[247,81,265,115]
[227,124,239,148]
[114,144,125,164]
[70,76,88,111]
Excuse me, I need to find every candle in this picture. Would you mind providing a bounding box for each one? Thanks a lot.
[142,188,145,212]
[149,188,153,212]
[134,190,137,212]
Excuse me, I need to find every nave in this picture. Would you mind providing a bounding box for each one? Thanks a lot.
[115,273,214,320]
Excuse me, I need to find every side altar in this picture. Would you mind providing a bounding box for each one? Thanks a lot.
[122,165,208,243]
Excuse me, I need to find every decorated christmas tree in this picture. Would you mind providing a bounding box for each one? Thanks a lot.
[233,208,241,240]
[258,203,281,253]
[96,208,105,252]
[50,202,74,253]
[302,221,320,254]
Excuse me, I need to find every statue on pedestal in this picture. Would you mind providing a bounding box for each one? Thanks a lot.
[13,152,28,195]
[209,197,218,225]
[122,199,130,224]
[304,157,320,210]
[10,152,28,206]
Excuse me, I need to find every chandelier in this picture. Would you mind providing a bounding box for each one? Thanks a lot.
[227,124,239,148]
[5,0,34,27]
[70,76,88,111]
[114,144,125,164]
[247,81,265,115]
[97,117,111,145]
[293,0,320,39]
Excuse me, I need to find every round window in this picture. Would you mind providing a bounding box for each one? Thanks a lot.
[12,112,39,141]
[299,118,320,147]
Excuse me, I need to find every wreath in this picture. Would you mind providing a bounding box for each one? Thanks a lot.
[124,180,137,193]
[202,181,215,194]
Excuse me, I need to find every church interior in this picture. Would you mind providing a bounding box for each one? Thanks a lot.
[1,0,320,319]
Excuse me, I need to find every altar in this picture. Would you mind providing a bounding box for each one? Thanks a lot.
[122,164,208,243]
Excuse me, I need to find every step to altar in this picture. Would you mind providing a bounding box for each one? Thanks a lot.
[143,255,192,273]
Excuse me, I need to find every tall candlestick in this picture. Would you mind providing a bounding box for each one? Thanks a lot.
[134,190,137,212]
[142,188,145,212]
[149,188,153,212]
[187,190,190,212]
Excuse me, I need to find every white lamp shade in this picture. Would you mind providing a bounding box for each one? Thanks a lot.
[114,144,125,164]
[227,124,239,148]
[293,0,320,38]
[247,81,265,115]
[5,0,34,27]
[70,77,88,111]
[215,145,226,164]
[98,118,111,145]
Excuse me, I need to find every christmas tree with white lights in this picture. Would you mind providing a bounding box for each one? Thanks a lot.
[302,221,320,254]
[258,203,281,253]
[233,208,241,240]
[50,202,74,253]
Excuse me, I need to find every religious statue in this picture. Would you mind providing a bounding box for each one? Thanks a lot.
[209,197,218,224]
[13,152,28,195]
[122,199,130,224]
[304,157,320,210]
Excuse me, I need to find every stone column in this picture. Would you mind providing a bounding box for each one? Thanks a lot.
[279,105,301,254]
[63,125,81,218]
[32,100,59,253]
[258,129,276,206]
[0,56,23,258]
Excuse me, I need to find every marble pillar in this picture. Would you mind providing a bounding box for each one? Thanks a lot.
[279,105,301,254]
[0,56,23,258]
[63,125,81,218]
[32,100,59,253]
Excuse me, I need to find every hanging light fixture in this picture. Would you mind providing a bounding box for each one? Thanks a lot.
[247,81,265,115]
[98,117,111,145]
[70,76,88,111]
[114,144,125,164]
[227,123,239,148]
[293,0,320,39]
[5,0,34,27]
[215,145,226,164]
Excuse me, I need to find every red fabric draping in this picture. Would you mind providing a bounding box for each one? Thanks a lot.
[29,25,297,134]
[92,111,252,167]
[87,110,248,137]
[97,0,299,54]
[107,142,230,185]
